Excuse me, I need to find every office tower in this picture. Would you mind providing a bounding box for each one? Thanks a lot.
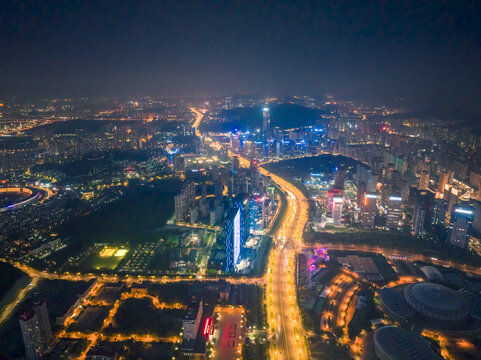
[334,168,346,190]
[417,170,430,190]
[361,192,377,227]
[444,185,459,214]
[448,204,474,249]
[357,182,367,210]
[431,198,448,228]
[224,208,241,272]
[201,181,207,199]
[438,170,449,193]
[413,201,426,237]
[234,193,250,246]
[386,194,402,230]
[412,190,435,237]
[332,196,343,224]
[19,300,52,360]
[262,107,270,138]
[326,189,340,218]
[249,159,258,172]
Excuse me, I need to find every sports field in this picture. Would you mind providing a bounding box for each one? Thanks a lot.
[80,246,129,271]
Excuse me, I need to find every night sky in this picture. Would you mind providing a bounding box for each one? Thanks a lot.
[1,0,481,110]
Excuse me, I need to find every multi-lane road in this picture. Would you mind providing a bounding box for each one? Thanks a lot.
[265,172,309,360]
[2,108,479,359]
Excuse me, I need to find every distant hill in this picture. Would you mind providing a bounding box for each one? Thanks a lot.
[201,103,327,132]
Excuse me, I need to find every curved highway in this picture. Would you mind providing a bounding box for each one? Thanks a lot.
[235,153,309,360]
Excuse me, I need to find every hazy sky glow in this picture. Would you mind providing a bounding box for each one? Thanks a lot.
[1,0,481,109]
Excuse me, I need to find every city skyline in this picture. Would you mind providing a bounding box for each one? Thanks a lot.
[1,1,481,112]
[1,2,481,360]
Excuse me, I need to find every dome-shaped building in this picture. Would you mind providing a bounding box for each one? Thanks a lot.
[380,282,481,335]
[403,282,469,322]
[374,326,443,360]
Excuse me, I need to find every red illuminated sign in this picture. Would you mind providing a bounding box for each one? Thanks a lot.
[203,317,214,340]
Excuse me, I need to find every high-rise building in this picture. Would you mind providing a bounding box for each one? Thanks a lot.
[224,208,241,272]
[213,173,224,205]
[334,168,346,190]
[182,298,203,341]
[262,107,270,138]
[417,170,430,190]
[444,185,459,215]
[231,156,240,174]
[32,297,52,345]
[413,202,426,237]
[173,155,185,173]
[357,182,367,210]
[412,190,435,237]
[332,196,343,224]
[431,198,448,228]
[234,193,250,246]
[174,193,186,222]
[437,170,449,193]
[386,194,402,230]
[174,183,195,222]
[201,181,207,199]
[19,299,52,360]
[189,206,199,224]
[360,192,377,227]
[448,204,474,249]
[20,310,46,360]
[473,200,481,234]
[326,188,343,218]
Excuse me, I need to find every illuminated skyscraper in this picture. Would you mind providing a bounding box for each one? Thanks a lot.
[332,196,343,224]
[361,192,377,227]
[449,204,474,249]
[224,208,241,272]
[262,107,270,138]
[386,194,402,230]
